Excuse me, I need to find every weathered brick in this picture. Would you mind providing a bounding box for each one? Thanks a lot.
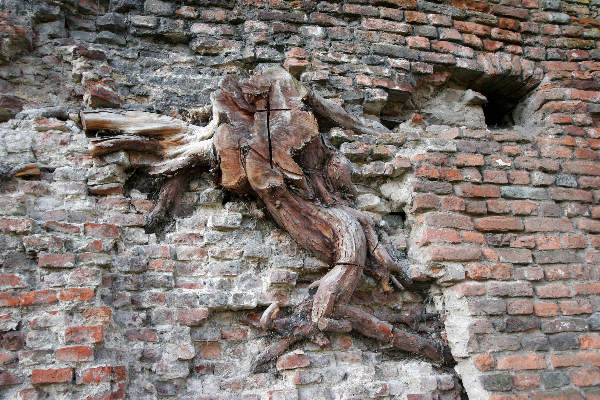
[488,281,533,297]
[421,212,474,229]
[65,326,103,344]
[56,346,93,362]
[178,308,209,326]
[497,353,547,370]
[457,184,500,198]
[571,367,600,387]
[476,216,524,232]
[31,368,73,384]
[524,218,573,232]
[38,253,75,268]
[428,246,482,262]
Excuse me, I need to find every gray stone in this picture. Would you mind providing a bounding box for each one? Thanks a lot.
[555,174,577,188]
[144,0,173,16]
[500,186,548,200]
[541,372,570,389]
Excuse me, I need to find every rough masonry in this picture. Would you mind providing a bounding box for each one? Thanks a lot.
[0,0,599,399]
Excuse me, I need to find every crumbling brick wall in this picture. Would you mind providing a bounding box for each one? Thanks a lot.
[0,0,599,399]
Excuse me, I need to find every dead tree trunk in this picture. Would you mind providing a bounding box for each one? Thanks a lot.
[80,67,453,370]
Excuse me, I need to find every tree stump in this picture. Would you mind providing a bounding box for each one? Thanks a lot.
[80,67,453,370]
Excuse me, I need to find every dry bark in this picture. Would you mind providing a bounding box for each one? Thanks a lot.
[80,67,453,370]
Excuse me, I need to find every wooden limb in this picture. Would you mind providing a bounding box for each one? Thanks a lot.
[89,135,162,156]
[307,91,390,137]
[393,328,453,366]
[150,138,216,177]
[334,304,393,343]
[335,304,453,365]
[312,263,362,324]
[251,322,315,373]
[0,163,40,181]
[81,110,192,137]
[146,174,187,233]
[346,207,412,290]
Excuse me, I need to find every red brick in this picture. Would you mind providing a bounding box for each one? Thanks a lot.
[428,245,481,262]
[483,39,504,51]
[417,228,461,245]
[0,274,26,290]
[491,27,521,42]
[571,367,600,387]
[177,308,209,326]
[551,188,593,202]
[58,288,94,302]
[19,290,58,307]
[31,368,73,384]
[531,390,584,400]
[536,283,572,299]
[0,370,21,386]
[455,153,484,167]
[456,184,500,198]
[508,171,530,185]
[562,235,586,249]
[404,11,427,23]
[497,353,547,370]
[421,212,474,229]
[491,4,529,19]
[550,352,600,368]
[440,167,463,181]
[462,231,485,244]
[507,300,534,315]
[474,354,494,371]
[488,281,533,297]
[277,352,310,370]
[124,328,158,342]
[544,265,570,280]
[80,366,111,384]
[577,218,600,232]
[451,282,486,297]
[65,325,103,344]
[82,307,111,324]
[199,342,221,359]
[221,327,248,341]
[573,282,600,295]
[484,170,508,184]
[0,218,33,234]
[476,216,524,232]
[442,197,465,211]
[0,292,20,307]
[56,346,93,362]
[563,161,600,176]
[524,218,573,232]
[454,20,491,36]
[512,372,540,390]
[84,223,119,239]
[38,253,75,268]
[534,302,559,317]
[513,201,538,215]
[560,300,592,315]
[581,334,600,349]
[406,36,430,49]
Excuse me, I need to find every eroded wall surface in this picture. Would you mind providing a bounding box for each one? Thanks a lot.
[0,0,599,399]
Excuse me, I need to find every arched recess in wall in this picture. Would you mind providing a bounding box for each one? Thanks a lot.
[373,61,543,131]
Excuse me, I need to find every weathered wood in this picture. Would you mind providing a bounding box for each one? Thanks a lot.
[80,67,451,372]
[81,110,190,137]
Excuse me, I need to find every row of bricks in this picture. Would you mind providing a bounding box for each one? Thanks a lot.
[454,281,600,298]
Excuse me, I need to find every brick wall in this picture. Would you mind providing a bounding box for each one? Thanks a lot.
[0,0,599,398]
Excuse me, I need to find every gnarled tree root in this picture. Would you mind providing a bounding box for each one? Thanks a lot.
[250,300,454,372]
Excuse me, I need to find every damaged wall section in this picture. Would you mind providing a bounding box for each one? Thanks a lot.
[1,0,600,399]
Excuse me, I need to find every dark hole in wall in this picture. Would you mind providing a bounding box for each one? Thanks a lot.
[384,210,406,229]
[481,93,518,128]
